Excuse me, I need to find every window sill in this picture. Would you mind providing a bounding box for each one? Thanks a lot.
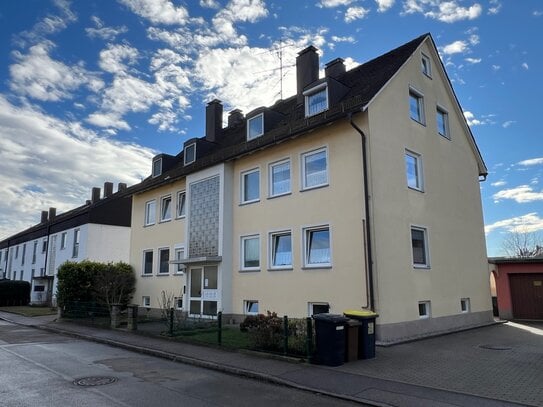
[413,265,431,270]
[143,223,155,228]
[410,118,426,127]
[175,215,186,220]
[302,265,332,270]
[239,269,261,273]
[268,192,292,200]
[141,274,153,277]
[268,267,293,272]
[239,199,260,206]
[300,183,329,193]
[423,72,432,79]
[408,186,425,193]
[419,316,430,319]
[159,219,172,224]
[173,272,185,276]
[156,273,170,277]
[438,133,451,140]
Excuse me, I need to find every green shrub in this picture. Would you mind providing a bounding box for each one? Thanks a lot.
[240,311,283,351]
[0,280,31,306]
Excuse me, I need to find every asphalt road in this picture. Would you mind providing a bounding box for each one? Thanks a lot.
[0,320,360,407]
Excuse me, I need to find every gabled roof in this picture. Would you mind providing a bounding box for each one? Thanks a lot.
[128,33,430,196]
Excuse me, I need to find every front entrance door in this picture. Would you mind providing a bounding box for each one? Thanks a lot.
[189,266,218,317]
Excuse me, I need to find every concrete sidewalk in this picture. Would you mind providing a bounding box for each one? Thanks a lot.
[0,311,538,407]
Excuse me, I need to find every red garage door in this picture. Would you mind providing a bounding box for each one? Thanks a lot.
[509,274,543,320]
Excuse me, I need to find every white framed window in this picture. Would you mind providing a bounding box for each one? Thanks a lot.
[269,159,291,197]
[405,150,424,191]
[60,232,67,250]
[411,226,429,268]
[436,106,450,139]
[270,231,292,269]
[409,87,425,125]
[174,247,185,274]
[303,226,331,268]
[184,143,196,165]
[72,229,80,258]
[244,300,259,315]
[142,296,151,307]
[145,200,156,226]
[247,113,264,141]
[158,247,170,275]
[418,301,431,319]
[461,298,471,313]
[301,147,328,190]
[143,250,153,275]
[152,157,162,177]
[241,235,260,271]
[241,168,260,204]
[421,53,431,77]
[175,297,183,309]
[305,84,328,117]
[160,195,172,222]
[176,191,186,218]
[308,302,330,316]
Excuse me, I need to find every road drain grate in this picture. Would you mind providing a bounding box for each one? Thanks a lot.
[478,344,512,351]
[74,376,118,386]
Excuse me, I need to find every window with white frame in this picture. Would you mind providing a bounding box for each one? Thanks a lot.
[241,168,260,204]
[409,88,425,124]
[411,226,429,267]
[60,232,67,250]
[269,159,291,197]
[302,148,328,190]
[142,296,151,307]
[158,248,170,274]
[177,191,186,218]
[305,85,328,117]
[143,250,153,275]
[160,195,172,222]
[247,113,264,141]
[421,53,431,77]
[436,106,450,138]
[418,301,431,319]
[72,229,80,258]
[184,143,196,165]
[304,226,331,267]
[152,157,162,177]
[145,200,156,226]
[244,300,259,314]
[405,150,424,191]
[241,235,260,270]
[308,302,330,316]
[174,247,185,274]
[461,298,470,313]
[270,231,292,269]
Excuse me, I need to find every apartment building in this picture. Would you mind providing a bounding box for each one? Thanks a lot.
[0,183,132,305]
[129,33,493,343]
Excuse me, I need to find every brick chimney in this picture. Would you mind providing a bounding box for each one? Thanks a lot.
[206,99,223,143]
[325,58,346,79]
[296,46,319,104]
[40,211,48,223]
[228,109,244,127]
[48,207,56,221]
[103,182,114,198]
[118,182,127,192]
[91,187,101,203]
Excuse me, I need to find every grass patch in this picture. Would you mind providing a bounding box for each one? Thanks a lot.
[0,306,57,317]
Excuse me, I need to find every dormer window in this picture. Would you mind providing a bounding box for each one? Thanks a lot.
[152,158,162,178]
[304,84,328,117]
[247,113,264,141]
[184,143,196,166]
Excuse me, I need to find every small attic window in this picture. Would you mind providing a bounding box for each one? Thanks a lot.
[184,143,196,166]
[247,113,264,141]
[421,53,431,77]
[304,84,328,117]
[152,158,162,178]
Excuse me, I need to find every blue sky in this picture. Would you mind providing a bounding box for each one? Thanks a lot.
[0,0,541,256]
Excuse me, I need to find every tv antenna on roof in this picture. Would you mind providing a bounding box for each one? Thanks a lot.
[253,39,295,100]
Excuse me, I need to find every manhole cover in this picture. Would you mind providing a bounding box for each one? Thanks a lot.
[478,344,512,351]
[74,376,118,386]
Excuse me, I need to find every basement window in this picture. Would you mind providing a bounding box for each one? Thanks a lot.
[418,301,431,319]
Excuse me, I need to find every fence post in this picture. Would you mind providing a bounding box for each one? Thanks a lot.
[283,315,289,356]
[169,307,174,336]
[306,317,313,362]
[218,311,222,346]
[110,304,121,329]
[127,304,138,331]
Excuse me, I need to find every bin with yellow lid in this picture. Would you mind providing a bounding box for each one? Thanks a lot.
[343,309,378,359]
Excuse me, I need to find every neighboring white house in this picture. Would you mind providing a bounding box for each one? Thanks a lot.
[0,182,132,305]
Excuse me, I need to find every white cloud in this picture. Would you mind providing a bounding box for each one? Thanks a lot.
[502,120,515,128]
[491,64,500,71]
[465,57,481,64]
[318,0,354,7]
[376,0,395,12]
[493,185,543,203]
[403,0,482,23]
[345,6,370,22]
[9,41,104,102]
[212,0,269,45]
[200,0,220,8]
[518,158,543,167]
[442,40,468,55]
[331,35,356,43]
[85,16,128,41]
[488,0,501,15]
[98,44,140,74]
[485,213,543,234]
[119,0,189,25]
[522,62,529,70]
[491,180,506,187]
[534,10,543,17]
[0,95,154,240]
[463,111,492,126]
